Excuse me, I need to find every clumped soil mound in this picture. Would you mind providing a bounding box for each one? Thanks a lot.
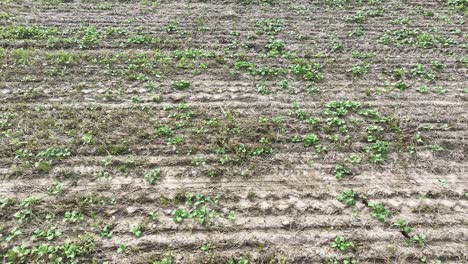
[0,0,467,263]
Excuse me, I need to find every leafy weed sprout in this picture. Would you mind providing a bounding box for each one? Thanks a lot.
[330,236,355,252]
[172,80,190,90]
[144,168,161,184]
[369,202,391,222]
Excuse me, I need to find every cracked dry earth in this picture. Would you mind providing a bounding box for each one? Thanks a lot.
[0,0,467,263]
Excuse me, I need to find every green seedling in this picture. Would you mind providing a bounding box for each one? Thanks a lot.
[411,234,427,248]
[315,144,327,153]
[153,256,173,264]
[435,87,447,95]
[369,202,391,222]
[446,0,466,11]
[251,137,273,156]
[279,80,289,89]
[117,243,129,254]
[351,63,370,77]
[337,190,359,207]
[417,85,429,93]
[0,25,58,40]
[330,236,355,252]
[6,227,22,242]
[431,60,445,71]
[352,51,376,59]
[349,154,361,164]
[365,140,389,163]
[303,133,319,147]
[150,211,159,221]
[430,144,444,152]
[395,80,409,91]
[255,18,284,35]
[102,155,113,167]
[21,196,41,208]
[166,136,184,145]
[31,226,61,241]
[266,38,285,57]
[155,125,173,137]
[4,235,95,262]
[144,168,161,184]
[78,26,101,49]
[172,193,227,225]
[334,164,352,180]
[394,219,412,238]
[63,211,84,223]
[127,34,159,44]
[95,170,111,180]
[228,211,236,221]
[256,82,272,95]
[82,132,93,145]
[329,35,343,52]
[173,207,190,223]
[130,224,144,237]
[172,80,190,90]
[100,225,113,239]
[164,22,180,33]
[228,257,250,264]
[326,257,357,264]
[290,103,308,120]
[14,208,32,224]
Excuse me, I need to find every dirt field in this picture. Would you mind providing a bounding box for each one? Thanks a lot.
[0,0,467,263]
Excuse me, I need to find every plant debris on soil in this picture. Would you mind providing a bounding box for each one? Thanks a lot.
[0,0,467,263]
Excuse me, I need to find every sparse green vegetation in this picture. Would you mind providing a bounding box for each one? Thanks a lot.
[369,202,392,222]
[330,236,355,252]
[380,28,457,48]
[0,0,460,262]
[351,62,370,77]
[394,219,412,236]
[77,26,101,49]
[334,164,352,180]
[172,193,232,225]
[172,80,191,90]
[255,18,284,35]
[0,25,58,40]
[446,0,467,11]
[337,190,359,207]
[144,168,162,184]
